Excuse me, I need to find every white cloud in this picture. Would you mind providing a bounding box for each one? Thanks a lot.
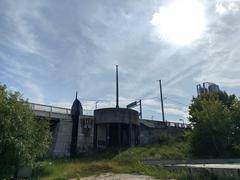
[1,1,45,54]
[216,1,240,15]
[24,81,44,103]
[216,3,227,14]
[1,0,240,121]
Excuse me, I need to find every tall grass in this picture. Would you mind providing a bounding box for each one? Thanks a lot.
[33,137,238,180]
[33,140,190,179]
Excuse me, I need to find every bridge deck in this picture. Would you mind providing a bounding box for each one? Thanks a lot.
[29,102,191,128]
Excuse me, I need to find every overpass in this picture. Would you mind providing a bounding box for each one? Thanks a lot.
[29,102,191,156]
[29,102,190,128]
[30,102,94,157]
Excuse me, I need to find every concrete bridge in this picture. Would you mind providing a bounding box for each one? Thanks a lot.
[30,102,191,157]
[30,102,94,157]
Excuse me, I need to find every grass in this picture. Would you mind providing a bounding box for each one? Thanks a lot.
[33,138,239,180]
[33,140,190,179]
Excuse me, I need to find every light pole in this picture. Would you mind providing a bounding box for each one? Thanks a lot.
[139,100,142,119]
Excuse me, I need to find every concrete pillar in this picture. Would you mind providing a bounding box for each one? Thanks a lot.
[118,123,121,146]
[94,121,97,149]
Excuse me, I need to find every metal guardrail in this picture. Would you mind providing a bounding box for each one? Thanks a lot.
[29,102,94,116]
[140,119,191,129]
[166,122,192,129]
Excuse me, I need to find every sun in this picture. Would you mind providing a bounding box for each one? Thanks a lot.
[151,0,205,45]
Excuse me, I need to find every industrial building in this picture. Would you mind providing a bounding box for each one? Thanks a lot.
[196,82,220,96]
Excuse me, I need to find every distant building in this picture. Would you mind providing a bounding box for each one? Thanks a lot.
[196,82,220,96]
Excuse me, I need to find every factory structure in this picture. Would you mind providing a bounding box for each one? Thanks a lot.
[32,66,191,157]
[197,82,220,96]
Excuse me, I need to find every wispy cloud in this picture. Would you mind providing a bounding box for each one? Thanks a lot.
[0,1,44,54]
[1,0,240,122]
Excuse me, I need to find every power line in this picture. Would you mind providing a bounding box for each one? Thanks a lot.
[79,96,159,103]
[140,96,159,100]
[79,95,190,108]
[164,97,189,107]
[79,98,110,102]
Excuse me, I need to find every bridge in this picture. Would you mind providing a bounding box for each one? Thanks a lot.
[29,102,191,129]
[29,102,94,157]
[29,102,191,157]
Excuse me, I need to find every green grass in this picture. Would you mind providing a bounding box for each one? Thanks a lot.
[33,140,239,180]
[33,141,190,179]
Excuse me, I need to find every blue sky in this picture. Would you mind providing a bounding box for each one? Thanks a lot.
[1,0,240,122]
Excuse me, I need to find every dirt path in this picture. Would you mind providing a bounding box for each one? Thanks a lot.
[78,173,158,180]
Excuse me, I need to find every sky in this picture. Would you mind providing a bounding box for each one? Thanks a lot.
[1,0,240,122]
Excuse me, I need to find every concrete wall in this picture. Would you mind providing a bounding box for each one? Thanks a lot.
[33,110,95,157]
[77,116,94,152]
[96,124,107,148]
[140,126,184,145]
[94,108,139,125]
[52,120,72,157]
[51,116,94,156]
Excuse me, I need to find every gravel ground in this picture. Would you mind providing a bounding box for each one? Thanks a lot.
[77,173,158,180]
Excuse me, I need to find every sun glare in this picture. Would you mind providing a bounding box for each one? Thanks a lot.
[151,0,205,45]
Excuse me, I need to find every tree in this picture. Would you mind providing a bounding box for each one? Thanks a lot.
[229,100,240,152]
[0,84,51,178]
[188,91,238,157]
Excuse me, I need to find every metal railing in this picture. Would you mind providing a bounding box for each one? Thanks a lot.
[29,102,94,116]
[141,119,192,129]
[166,122,192,129]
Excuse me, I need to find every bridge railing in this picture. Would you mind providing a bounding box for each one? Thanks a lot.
[141,119,192,129]
[166,122,192,129]
[29,102,94,116]
[29,102,191,128]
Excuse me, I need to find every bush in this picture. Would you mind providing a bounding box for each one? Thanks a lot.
[0,84,51,178]
[158,134,172,144]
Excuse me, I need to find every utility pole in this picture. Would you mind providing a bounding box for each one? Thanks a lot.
[139,100,142,119]
[116,65,119,108]
[157,80,165,122]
